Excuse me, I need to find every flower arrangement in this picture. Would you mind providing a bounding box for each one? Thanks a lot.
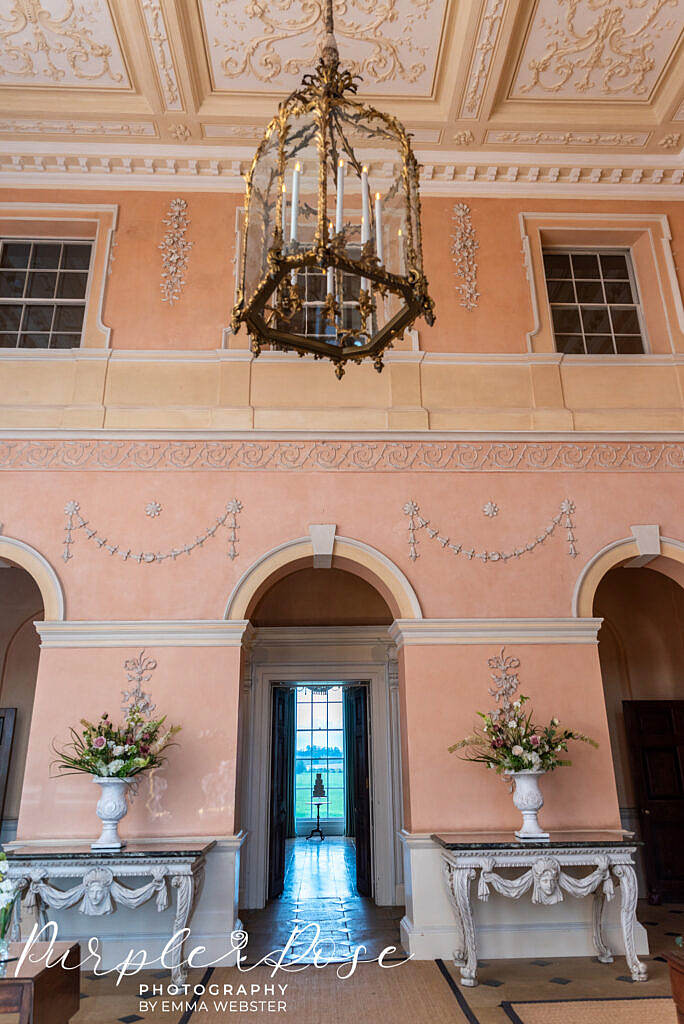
[448,649,597,775]
[449,694,598,774]
[52,701,180,780]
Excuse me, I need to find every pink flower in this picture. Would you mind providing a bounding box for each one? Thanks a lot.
[530,735,540,747]
[92,736,106,749]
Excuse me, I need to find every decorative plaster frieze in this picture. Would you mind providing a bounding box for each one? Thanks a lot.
[1,441,683,472]
[403,498,578,563]
[659,133,682,149]
[141,0,183,110]
[62,498,243,564]
[513,0,684,101]
[36,620,254,648]
[202,0,445,94]
[159,198,192,305]
[451,202,479,310]
[169,124,192,142]
[486,131,649,148]
[460,0,506,118]
[0,0,128,86]
[388,618,603,648]
[0,119,156,137]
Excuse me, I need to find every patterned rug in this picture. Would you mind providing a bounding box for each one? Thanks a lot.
[500,996,677,1024]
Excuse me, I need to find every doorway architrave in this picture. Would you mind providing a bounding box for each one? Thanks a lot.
[239,626,403,910]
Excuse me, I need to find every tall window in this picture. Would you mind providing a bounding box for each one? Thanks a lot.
[543,249,645,355]
[0,240,92,349]
[295,685,344,822]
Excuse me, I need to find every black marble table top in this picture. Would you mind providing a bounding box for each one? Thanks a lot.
[4,840,215,861]
[432,831,640,850]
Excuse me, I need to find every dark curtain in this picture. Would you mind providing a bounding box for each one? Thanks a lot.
[343,688,356,837]
[284,688,296,839]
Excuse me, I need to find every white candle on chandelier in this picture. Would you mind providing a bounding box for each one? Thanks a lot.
[290,162,301,285]
[327,221,335,297]
[290,162,301,243]
[398,227,405,275]
[281,182,287,240]
[361,165,370,245]
[375,192,383,264]
[335,158,345,235]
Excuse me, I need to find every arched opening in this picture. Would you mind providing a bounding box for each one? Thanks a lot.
[237,557,405,960]
[594,559,684,903]
[0,560,45,843]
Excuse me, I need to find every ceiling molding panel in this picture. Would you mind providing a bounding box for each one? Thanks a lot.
[0,0,682,166]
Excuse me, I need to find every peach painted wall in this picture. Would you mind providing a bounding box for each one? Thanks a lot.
[2,187,683,353]
[0,467,681,622]
[17,645,242,841]
[399,643,621,833]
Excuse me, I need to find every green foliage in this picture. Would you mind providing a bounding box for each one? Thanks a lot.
[51,701,180,780]
[448,694,598,775]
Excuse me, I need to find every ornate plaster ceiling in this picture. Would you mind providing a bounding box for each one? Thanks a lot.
[0,0,682,189]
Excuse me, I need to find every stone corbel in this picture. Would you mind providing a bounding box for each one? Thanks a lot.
[309,524,336,568]
[626,525,661,567]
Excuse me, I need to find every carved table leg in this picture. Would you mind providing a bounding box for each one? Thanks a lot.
[9,879,27,942]
[170,874,195,986]
[613,864,648,982]
[592,890,614,963]
[443,861,478,987]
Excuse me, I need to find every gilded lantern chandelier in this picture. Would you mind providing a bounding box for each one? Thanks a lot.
[231,0,436,378]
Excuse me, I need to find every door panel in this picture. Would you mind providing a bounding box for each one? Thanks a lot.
[349,686,372,898]
[268,687,294,900]
[0,709,15,826]
[624,699,684,902]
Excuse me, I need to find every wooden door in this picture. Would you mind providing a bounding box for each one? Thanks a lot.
[268,687,294,900]
[349,686,372,898]
[624,700,684,902]
[0,709,16,827]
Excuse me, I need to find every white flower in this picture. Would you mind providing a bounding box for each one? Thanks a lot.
[508,720,517,728]
[512,745,523,756]
[107,759,124,776]
[513,701,520,708]
[112,745,125,757]
[552,717,559,726]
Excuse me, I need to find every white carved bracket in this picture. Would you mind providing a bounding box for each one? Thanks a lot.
[309,524,336,569]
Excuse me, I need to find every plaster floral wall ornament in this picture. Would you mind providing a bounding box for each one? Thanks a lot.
[452,202,480,310]
[659,133,681,149]
[159,198,192,305]
[61,498,243,564]
[144,501,162,518]
[403,498,577,562]
[170,124,191,142]
[482,501,499,517]
[453,130,475,145]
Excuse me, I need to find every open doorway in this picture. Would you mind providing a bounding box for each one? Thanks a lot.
[594,562,684,902]
[0,561,44,844]
[237,564,405,960]
[268,681,371,901]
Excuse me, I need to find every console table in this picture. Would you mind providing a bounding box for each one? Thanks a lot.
[432,831,647,988]
[4,841,214,985]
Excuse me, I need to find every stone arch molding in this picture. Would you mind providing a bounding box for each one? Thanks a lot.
[0,535,65,621]
[573,528,684,618]
[224,529,422,621]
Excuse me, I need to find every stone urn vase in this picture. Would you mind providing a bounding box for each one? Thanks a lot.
[508,769,549,841]
[91,777,131,851]
[665,951,684,1023]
